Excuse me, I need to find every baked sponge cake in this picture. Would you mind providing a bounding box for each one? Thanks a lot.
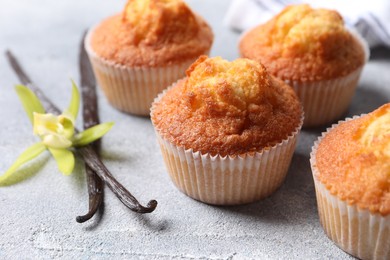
[310,103,390,259]
[151,56,303,205]
[240,4,369,127]
[85,0,213,116]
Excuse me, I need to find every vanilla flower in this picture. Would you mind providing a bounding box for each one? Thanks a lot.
[0,82,113,183]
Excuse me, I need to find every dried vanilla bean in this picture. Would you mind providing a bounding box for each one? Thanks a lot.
[5,50,158,214]
[76,32,104,223]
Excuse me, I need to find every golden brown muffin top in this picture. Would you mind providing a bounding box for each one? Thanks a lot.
[90,0,213,67]
[151,56,302,156]
[239,4,366,81]
[316,103,390,215]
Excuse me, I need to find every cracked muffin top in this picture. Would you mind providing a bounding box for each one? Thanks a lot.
[90,0,213,67]
[239,4,366,81]
[151,56,302,156]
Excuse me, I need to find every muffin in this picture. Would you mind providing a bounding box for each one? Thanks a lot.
[310,103,390,259]
[85,0,213,116]
[239,4,369,127]
[151,56,303,205]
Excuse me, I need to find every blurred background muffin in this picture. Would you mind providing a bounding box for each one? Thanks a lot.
[85,0,213,116]
[151,55,303,205]
[310,103,390,259]
[239,4,369,127]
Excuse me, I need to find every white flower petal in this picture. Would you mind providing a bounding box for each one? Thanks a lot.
[42,134,72,149]
[33,113,59,136]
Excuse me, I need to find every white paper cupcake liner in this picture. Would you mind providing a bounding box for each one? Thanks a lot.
[285,29,370,128]
[240,28,370,128]
[85,27,209,116]
[286,68,362,127]
[310,116,390,260]
[151,86,304,205]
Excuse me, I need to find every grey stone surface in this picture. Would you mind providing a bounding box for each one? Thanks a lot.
[0,0,389,259]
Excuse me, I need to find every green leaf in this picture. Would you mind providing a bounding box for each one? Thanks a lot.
[73,122,114,147]
[48,148,75,175]
[0,142,46,184]
[66,80,80,121]
[15,85,45,124]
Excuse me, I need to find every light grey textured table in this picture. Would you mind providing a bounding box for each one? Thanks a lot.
[1,1,389,259]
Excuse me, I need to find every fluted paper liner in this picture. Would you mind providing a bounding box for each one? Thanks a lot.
[310,117,390,260]
[151,86,303,205]
[240,28,370,127]
[85,27,209,116]
[286,29,369,127]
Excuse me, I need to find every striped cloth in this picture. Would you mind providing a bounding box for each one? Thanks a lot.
[225,0,390,48]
